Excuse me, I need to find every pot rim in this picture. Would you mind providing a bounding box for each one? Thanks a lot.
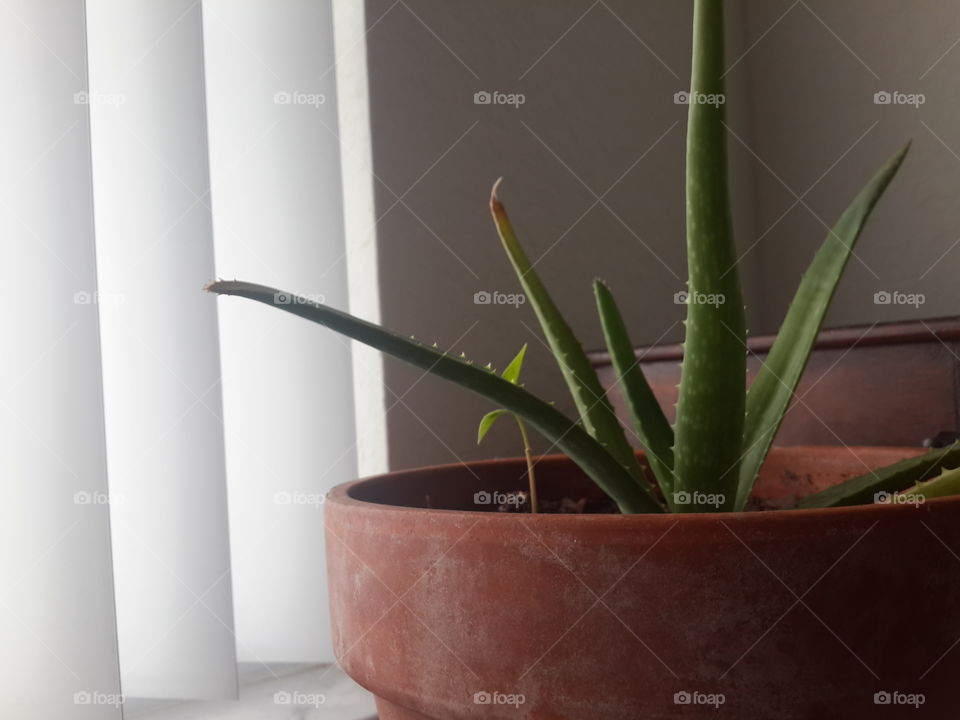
[326,446,960,524]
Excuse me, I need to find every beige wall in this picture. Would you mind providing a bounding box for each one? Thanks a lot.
[741,0,960,331]
[354,0,958,471]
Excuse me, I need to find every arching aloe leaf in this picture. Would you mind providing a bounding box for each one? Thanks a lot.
[490,181,645,486]
[672,0,746,512]
[207,280,663,514]
[735,143,910,510]
[594,279,674,499]
[797,442,960,509]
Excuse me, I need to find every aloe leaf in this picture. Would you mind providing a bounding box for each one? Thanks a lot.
[490,182,645,485]
[477,409,508,443]
[672,0,745,512]
[593,279,675,498]
[797,442,960,509]
[207,280,663,514]
[902,465,960,501]
[734,144,910,510]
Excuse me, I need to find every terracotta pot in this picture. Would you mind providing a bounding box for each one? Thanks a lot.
[325,447,960,719]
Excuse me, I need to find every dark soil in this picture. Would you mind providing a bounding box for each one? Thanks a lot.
[495,492,620,514]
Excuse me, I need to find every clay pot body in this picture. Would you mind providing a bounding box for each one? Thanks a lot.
[325,447,960,719]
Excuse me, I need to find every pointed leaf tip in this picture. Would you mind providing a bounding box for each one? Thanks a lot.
[490,177,507,216]
[501,344,528,384]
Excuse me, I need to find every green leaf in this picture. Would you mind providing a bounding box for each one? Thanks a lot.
[501,344,527,384]
[478,346,527,442]
[477,346,526,443]
[797,442,960,509]
[735,143,910,510]
[672,0,746,512]
[594,279,675,498]
[477,409,507,444]
[903,465,960,502]
[207,280,663,514]
[490,182,645,486]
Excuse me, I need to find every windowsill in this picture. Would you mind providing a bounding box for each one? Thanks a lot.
[122,663,377,719]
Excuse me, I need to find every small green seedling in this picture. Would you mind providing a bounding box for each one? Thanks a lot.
[476,344,538,513]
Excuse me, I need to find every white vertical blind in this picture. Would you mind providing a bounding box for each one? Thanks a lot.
[86,0,237,699]
[0,0,372,705]
[203,0,358,663]
[0,0,122,717]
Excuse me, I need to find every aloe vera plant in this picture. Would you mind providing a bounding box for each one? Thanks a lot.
[208,0,959,514]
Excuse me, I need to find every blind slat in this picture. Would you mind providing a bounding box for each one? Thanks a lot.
[0,0,122,716]
[86,0,238,699]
